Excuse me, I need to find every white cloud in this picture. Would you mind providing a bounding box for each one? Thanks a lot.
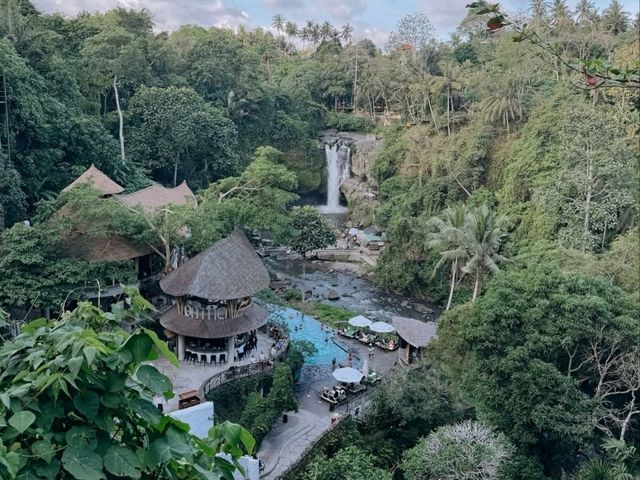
[418,0,470,36]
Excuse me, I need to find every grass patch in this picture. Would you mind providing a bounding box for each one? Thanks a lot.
[296,302,357,329]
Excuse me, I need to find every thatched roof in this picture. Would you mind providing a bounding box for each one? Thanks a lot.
[160,228,270,300]
[62,165,124,196]
[117,181,195,213]
[392,316,437,348]
[63,231,152,262]
[160,303,267,339]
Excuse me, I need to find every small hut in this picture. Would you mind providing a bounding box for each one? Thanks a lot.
[159,228,270,364]
[392,316,437,366]
[61,165,195,268]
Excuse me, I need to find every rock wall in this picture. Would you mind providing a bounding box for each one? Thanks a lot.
[317,130,383,226]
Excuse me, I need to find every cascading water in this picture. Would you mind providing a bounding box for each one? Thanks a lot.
[321,143,350,213]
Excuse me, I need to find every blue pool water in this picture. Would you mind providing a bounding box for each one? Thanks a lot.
[268,306,350,366]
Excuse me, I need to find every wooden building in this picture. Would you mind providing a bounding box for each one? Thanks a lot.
[60,164,195,295]
[392,316,437,366]
[159,228,270,364]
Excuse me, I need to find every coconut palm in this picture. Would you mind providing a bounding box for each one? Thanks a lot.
[479,81,524,134]
[320,21,334,41]
[530,0,550,29]
[575,0,597,24]
[309,22,321,45]
[341,23,354,44]
[462,205,508,301]
[427,205,469,310]
[602,0,630,34]
[549,0,574,31]
[271,14,285,36]
[284,21,298,41]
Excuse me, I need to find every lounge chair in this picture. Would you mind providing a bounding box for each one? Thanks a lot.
[320,387,338,404]
[346,383,366,394]
[375,339,399,351]
[338,328,357,339]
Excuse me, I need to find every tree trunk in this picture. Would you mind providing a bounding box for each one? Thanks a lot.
[446,259,458,310]
[173,156,179,187]
[163,238,172,273]
[446,86,451,137]
[583,144,593,248]
[427,94,439,131]
[113,76,125,164]
[619,389,636,441]
[472,269,482,301]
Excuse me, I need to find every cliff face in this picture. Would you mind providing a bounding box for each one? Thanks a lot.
[318,130,383,226]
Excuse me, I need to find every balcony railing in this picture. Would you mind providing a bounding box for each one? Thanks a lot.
[182,297,252,321]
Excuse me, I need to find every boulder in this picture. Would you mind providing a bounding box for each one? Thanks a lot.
[413,303,434,314]
[270,281,287,290]
[327,289,341,301]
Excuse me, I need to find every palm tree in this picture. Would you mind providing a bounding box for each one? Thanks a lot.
[462,205,508,301]
[575,0,597,24]
[549,0,574,31]
[271,14,285,36]
[299,26,311,47]
[310,22,321,46]
[530,0,550,29]
[320,21,333,42]
[427,205,468,310]
[284,21,298,42]
[341,23,353,44]
[479,81,524,134]
[602,0,630,34]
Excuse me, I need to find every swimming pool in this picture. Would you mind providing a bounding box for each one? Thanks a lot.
[268,306,350,366]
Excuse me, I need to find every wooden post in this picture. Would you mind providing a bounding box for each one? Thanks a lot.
[177,334,185,361]
[227,335,236,363]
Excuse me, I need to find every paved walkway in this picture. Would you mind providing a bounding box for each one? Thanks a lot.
[154,331,272,412]
[257,336,397,479]
[258,408,331,480]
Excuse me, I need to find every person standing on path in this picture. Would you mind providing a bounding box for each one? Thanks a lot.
[368,345,374,360]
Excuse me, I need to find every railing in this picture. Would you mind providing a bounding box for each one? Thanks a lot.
[201,323,289,399]
[182,298,252,321]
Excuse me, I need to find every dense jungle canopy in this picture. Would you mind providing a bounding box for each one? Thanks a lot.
[0,0,639,478]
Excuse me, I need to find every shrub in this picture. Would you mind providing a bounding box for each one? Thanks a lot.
[401,420,514,480]
[324,112,375,132]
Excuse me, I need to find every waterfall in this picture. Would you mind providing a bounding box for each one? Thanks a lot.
[322,143,350,213]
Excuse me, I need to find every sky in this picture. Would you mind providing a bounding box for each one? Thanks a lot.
[34,0,640,46]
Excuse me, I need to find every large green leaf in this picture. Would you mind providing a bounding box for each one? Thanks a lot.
[135,365,172,395]
[8,411,36,433]
[61,446,105,480]
[103,446,142,479]
[31,439,55,463]
[129,398,162,424]
[74,390,100,419]
[66,426,97,449]
[122,333,154,363]
[142,328,179,367]
[146,438,172,467]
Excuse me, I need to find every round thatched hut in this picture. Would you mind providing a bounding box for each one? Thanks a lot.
[159,228,270,364]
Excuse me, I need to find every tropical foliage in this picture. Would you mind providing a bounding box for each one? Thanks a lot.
[0,291,254,479]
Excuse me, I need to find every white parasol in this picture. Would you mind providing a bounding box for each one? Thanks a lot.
[348,315,372,328]
[369,321,395,334]
[332,367,364,384]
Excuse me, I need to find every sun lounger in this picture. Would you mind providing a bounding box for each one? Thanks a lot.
[375,340,399,351]
[338,328,357,339]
